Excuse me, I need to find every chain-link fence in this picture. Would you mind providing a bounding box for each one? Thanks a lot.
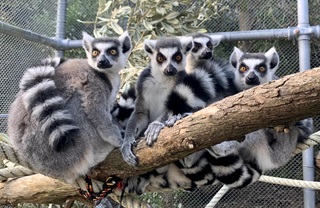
[1,0,320,207]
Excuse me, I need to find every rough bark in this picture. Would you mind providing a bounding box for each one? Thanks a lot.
[1,67,320,205]
[0,174,78,205]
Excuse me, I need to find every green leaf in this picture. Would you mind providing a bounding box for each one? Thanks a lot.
[149,19,163,25]
[98,1,113,14]
[164,11,180,20]
[156,7,166,15]
[196,28,207,33]
[166,18,179,24]
[110,21,124,34]
[160,22,174,33]
[143,19,154,30]
[76,19,96,24]
[97,17,111,22]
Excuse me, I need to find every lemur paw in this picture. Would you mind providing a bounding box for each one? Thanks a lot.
[121,138,138,166]
[165,112,193,127]
[144,121,165,146]
[273,124,290,133]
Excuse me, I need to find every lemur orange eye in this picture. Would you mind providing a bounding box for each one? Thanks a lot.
[175,55,182,61]
[92,50,100,57]
[259,66,266,72]
[157,56,164,63]
[239,66,247,72]
[109,49,118,55]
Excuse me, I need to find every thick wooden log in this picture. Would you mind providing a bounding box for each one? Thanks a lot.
[93,67,320,179]
[0,174,78,205]
[1,67,320,205]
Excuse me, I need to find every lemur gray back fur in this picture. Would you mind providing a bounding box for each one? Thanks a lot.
[8,31,132,183]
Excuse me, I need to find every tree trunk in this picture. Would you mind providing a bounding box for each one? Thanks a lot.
[1,67,320,205]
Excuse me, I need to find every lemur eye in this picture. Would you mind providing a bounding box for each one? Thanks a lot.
[157,55,165,63]
[259,66,266,72]
[92,50,100,57]
[239,66,248,72]
[207,42,213,50]
[193,42,201,50]
[175,55,182,61]
[109,49,118,55]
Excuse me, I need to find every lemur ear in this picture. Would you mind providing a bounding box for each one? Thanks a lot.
[82,31,94,52]
[179,36,193,53]
[209,34,224,48]
[230,47,244,68]
[265,47,279,72]
[118,30,132,54]
[144,39,157,56]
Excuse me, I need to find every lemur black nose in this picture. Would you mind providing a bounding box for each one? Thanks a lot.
[164,64,177,76]
[202,51,212,59]
[97,59,112,69]
[247,72,257,81]
[245,72,260,85]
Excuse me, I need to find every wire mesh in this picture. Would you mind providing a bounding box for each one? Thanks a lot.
[0,0,320,207]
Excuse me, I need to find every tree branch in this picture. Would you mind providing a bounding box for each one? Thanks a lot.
[1,67,320,205]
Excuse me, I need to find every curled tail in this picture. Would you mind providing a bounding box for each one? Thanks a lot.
[19,60,79,152]
[166,69,216,116]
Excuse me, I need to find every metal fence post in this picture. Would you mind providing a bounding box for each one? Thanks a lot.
[297,0,315,207]
[55,0,67,57]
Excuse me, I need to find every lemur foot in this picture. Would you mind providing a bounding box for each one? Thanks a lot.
[144,121,165,146]
[273,124,290,134]
[165,112,193,127]
[121,137,138,166]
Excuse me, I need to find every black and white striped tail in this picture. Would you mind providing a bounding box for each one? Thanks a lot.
[19,63,79,152]
[206,147,262,188]
[166,69,216,115]
[112,85,136,129]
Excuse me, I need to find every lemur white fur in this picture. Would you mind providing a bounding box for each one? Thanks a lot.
[8,31,132,184]
[121,36,193,166]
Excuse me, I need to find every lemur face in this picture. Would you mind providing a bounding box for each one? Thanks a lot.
[144,37,193,76]
[82,31,132,73]
[230,47,279,91]
[190,33,222,60]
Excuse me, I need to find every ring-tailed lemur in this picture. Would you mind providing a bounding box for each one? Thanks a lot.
[125,36,230,194]
[206,46,313,188]
[7,31,132,183]
[121,36,193,166]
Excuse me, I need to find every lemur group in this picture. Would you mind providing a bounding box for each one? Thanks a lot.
[8,31,313,202]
